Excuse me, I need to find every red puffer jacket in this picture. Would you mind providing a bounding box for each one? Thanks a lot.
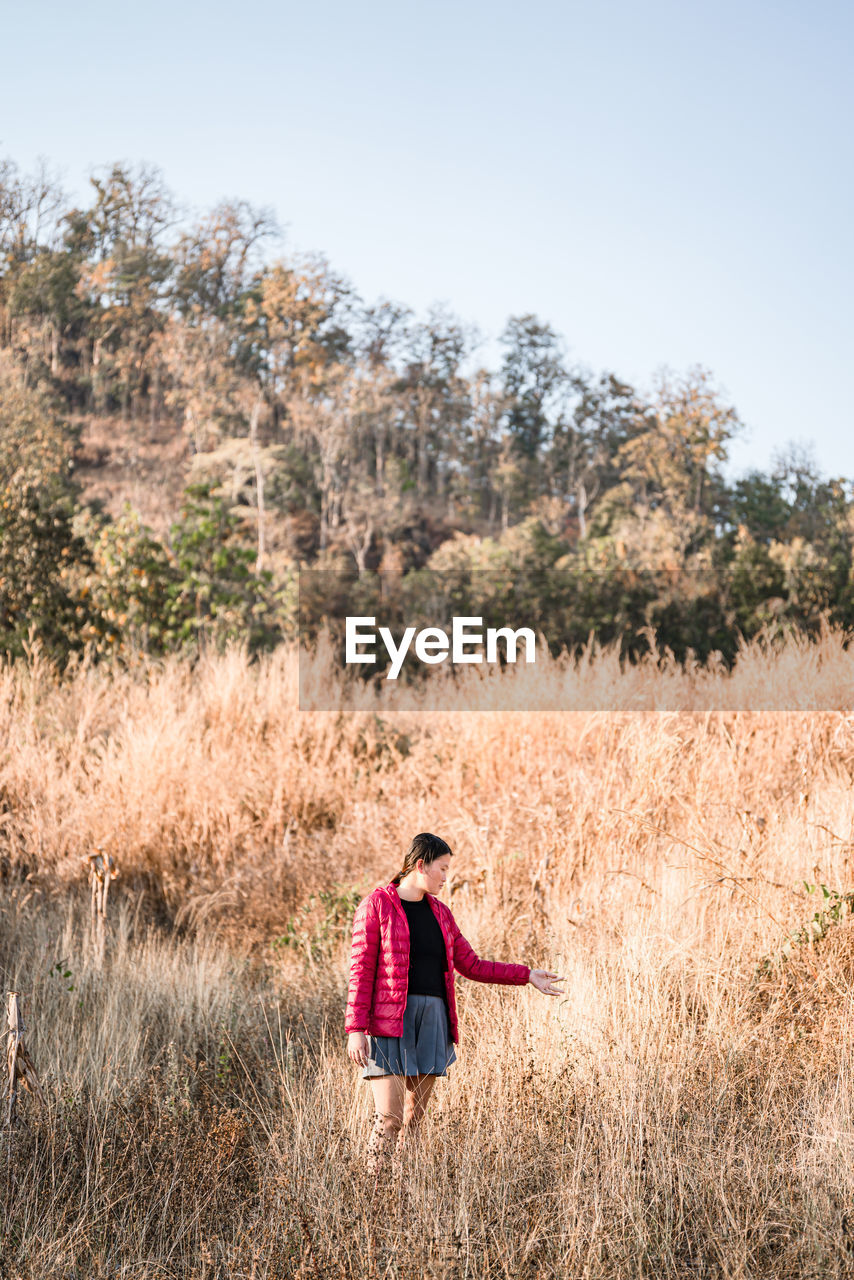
[345,884,530,1043]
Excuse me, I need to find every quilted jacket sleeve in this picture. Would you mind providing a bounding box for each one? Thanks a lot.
[344,893,380,1033]
[449,912,530,986]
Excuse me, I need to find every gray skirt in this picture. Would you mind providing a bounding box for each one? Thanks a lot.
[362,994,457,1079]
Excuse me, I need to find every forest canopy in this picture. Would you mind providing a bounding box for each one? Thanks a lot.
[1,154,851,668]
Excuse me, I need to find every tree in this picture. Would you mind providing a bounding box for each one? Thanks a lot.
[0,484,105,663]
[458,367,505,527]
[617,366,740,520]
[395,306,472,502]
[69,162,176,420]
[0,156,64,267]
[589,367,740,567]
[172,199,278,323]
[550,371,644,541]
[5,242,87,386]
[0,352,103,662]
[351,299,413,505]
[728,469,792,545]
[498,315,571,517]
[0,349,76,486]
[254,253,353,399]
[166,483,282,652]
[0,156,70,373]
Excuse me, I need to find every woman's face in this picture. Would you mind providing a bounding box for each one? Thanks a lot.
[420,854,451,896]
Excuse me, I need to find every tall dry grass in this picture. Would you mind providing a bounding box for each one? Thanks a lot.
[3,634,854,1276]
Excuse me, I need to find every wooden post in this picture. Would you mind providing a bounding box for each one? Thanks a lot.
[6,992,45,1127]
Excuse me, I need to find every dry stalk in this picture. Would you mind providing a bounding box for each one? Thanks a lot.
[609,807,789,929]
[85,850,119,968]
[5,991,45,1127]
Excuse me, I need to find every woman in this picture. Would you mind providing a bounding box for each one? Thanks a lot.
[345,832,564,1174]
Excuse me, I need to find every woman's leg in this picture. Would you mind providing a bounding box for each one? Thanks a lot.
[397,1073,438,1154]
[366,1074,406,1175]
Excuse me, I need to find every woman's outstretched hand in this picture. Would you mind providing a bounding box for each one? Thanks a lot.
[348,1031,369,1067]
[528,969,565,996]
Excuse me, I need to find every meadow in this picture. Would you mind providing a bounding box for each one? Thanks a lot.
[3,636,854,1278]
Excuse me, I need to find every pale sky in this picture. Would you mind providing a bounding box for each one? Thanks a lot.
[2,0,852,482]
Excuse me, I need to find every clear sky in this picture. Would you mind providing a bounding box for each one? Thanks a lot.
[2,0,851,481]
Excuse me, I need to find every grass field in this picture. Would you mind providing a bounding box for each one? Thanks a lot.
[3,637,854,1277]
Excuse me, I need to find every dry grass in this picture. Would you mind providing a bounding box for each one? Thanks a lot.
[3,635,854,1276]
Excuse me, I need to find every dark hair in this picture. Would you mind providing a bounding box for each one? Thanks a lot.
[391,833,452,886]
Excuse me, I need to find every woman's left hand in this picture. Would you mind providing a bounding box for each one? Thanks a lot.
[528,969,565,996]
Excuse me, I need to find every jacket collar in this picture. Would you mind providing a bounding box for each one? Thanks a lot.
[383,883,452,963]
[384,882,446,927]
[384,882,406,920]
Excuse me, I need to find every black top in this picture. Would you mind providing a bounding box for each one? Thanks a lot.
[400,895,448,1000]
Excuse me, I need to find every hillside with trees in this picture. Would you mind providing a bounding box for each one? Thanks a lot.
[1,154,852,667]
